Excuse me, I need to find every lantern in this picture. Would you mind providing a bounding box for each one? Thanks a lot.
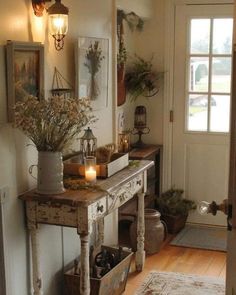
[80,127,97,157]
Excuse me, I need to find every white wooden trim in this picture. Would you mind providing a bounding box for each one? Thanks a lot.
[112,0,118,144]
[163,0,175,190]
[0,202,6,295]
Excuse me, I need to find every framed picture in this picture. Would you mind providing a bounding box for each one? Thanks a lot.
[6,41,44,121]
[76,36,109,110]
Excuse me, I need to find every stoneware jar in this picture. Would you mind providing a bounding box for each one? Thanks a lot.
[130,209,166,255]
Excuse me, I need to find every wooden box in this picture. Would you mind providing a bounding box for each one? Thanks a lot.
[64,153,129,178]
[64,246,133,295]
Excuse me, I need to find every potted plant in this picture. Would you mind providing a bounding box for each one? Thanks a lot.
[156,188,197,234]
[125,55,163,101]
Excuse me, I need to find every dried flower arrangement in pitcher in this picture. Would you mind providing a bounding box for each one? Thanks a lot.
[13,95,95,152]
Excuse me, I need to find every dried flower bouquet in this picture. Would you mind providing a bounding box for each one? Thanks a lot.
[14,96,95,152]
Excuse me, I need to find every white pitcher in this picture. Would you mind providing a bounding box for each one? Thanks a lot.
[29,151,65,195]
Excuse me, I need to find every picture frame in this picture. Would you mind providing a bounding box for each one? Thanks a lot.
[6,41,44,121]
[76,36,109,110]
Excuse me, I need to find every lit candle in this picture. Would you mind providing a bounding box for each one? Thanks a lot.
[85,166,96,183]
[123,139,129,152]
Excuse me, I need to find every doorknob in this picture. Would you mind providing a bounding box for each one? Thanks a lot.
[198,199,232,230]
[198,199,229,216]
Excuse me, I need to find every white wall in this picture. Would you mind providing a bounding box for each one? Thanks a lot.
[0,1,115,294]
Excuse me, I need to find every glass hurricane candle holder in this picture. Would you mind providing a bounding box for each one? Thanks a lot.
[84,156,97,183]
[118,132,130,153]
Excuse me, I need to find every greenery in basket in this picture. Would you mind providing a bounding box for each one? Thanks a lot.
[125,55,163,101]
[156,188,197,216]
[13,95,95,152]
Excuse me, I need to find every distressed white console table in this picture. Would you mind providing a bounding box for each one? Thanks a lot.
[20,160,153,295]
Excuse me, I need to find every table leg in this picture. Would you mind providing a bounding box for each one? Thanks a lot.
[30,227,43,295]
[96,218,104,247]
[80,233,90,295]
[135,192,145,271]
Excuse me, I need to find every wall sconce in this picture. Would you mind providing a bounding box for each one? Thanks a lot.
[79,127,97,157]
[32,0,69,51]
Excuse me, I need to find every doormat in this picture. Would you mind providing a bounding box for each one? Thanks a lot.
[135,271,225,295]
[170,225,227,251]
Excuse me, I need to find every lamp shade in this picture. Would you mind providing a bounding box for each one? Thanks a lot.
[48,0,69,50]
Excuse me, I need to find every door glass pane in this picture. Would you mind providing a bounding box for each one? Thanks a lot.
[188,94,208,131]
[213,19,233,54]
[189,57,209,92]
[190,19,210,54]
[210,95,230,132]
[211,57,231,93]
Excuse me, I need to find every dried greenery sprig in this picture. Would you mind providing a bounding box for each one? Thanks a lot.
[84,41,105,76]
[14,96,95,152]
[125,55,164,101]
[64,178,108,193]
[117,9,144,68]
[84,41,105,100]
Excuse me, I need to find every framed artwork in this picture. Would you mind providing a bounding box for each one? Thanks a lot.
[6,41,44,121]
[76,36,109,110]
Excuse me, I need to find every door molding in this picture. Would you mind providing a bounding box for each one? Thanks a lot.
[163,0,234,191]
[0,202,6,295]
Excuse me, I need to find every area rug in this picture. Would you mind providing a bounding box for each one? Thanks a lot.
[170,225,227,251]
[135,271,225,295]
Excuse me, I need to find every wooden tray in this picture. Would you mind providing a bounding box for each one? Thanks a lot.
[63,153,129,178]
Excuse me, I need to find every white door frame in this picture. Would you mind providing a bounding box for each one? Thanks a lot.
[163,0,234,191]
[0,201,6,295]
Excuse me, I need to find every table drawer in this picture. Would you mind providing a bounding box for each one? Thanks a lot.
[108,174,143,212]
[90,196,107,220]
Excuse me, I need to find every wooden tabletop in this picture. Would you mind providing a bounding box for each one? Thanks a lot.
[19,160,153,207]
[129,144,162,159]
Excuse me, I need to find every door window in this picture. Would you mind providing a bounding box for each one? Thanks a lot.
[187,18,233,132]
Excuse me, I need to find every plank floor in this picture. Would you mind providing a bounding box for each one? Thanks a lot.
[120,225,226,294]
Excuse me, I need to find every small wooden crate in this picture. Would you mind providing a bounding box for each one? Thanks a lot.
[63,153,129,178]
[64,246,133,295]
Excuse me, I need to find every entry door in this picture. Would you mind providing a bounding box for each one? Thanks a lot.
[172,4,233,225]
[226,16,236,293]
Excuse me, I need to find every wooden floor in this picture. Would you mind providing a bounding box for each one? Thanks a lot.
[123,236,226,294]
